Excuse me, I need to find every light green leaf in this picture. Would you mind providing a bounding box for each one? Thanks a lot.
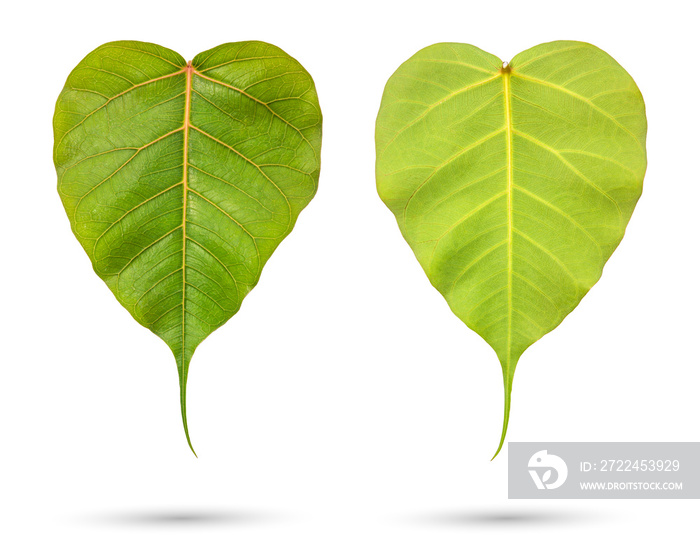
[54,40,322,454]
[375,41,646,457]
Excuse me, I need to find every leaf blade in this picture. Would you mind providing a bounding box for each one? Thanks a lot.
[54,40,322,452]
[376,41,646,457]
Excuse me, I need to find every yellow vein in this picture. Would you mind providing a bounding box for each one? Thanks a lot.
[512,184,602,255]
[513,129,622,218]
[380,73,501,157]
[513,229,579,288]
[479,313,509,333]
[512,72,644,152]
[450,239,508,294]
[192,69,316,158]
[557,149,640,177]
[99,45,183,69]
[186,236,241,300]
[469,285,509,314]
[181,61,193,367]
[503,67,514,375]
[83,66,136,85]
[73,126,184,210]
[147,305,182,328]
[513,45,588,71]
[189,164,272,208]
[189,124,293,233]
[134,268,181,311]
[393,73,453,92]
[423,165,507,214]
[55,68,187,152]
[198,55,292,73]
[411,58,496,75]
[403,126,506,220]
[428,191,507,268]
[187,189,262,264]
[110,227,182,283]
[243,71,306,90]
[92,182,182,255]
[512,271,560,315]
[513,308,546,334]
[184,281,227,312]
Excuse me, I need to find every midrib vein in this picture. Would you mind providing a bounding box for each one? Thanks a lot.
[503,68,513,373]
[182,61,193,366]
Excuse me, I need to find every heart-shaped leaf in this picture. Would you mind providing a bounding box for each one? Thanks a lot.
[375,41,646,457]
[54,41,322,453]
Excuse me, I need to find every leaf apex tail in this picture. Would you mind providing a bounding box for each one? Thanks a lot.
[177,352,198,458]
[180,388,198,458]
[491,360,515,460]
[490,395,510,460]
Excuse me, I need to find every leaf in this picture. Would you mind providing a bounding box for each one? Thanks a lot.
[375,41,646,458]
[54,40,322,454]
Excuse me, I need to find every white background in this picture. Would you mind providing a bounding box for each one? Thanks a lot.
[1,0,697,554]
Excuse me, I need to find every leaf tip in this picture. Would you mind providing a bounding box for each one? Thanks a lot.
[177,353,198,457]
[180,392,198,458]
[491,361,514,460]
[490,413,509,460]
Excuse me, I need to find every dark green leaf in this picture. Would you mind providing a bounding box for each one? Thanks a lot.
[54,40,322,453]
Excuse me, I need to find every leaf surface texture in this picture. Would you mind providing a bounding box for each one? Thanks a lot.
[54,41,322,452]
[375,41,646,456]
